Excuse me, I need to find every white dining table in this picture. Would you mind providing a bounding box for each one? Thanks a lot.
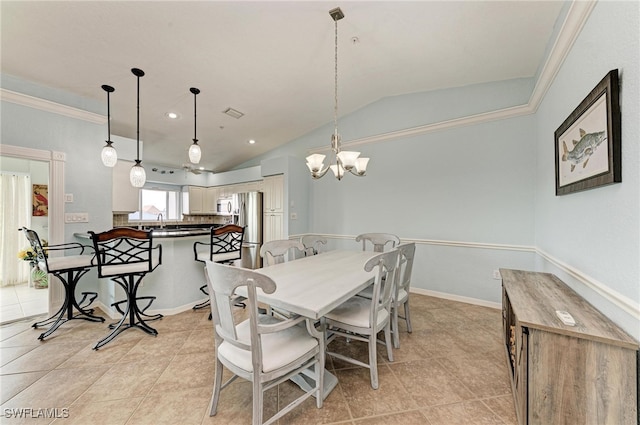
[250,249,379,398]
[254,249,378,320]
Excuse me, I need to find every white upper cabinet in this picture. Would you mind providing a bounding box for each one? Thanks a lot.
[187,186,205,214]
[263,174,284,213]
[112,160,139,212]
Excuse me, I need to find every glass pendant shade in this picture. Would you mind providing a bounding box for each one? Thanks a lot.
[306,153,326,173]
[354,157,369,175]
[330,163,345,180]
[336,150,360,171]
[130,161,146,187]
[101,142,117,167]
[188,142,201,164]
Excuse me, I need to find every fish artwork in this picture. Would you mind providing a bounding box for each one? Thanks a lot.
[561,129,607,172]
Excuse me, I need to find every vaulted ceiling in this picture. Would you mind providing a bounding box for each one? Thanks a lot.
[1,1,564,172]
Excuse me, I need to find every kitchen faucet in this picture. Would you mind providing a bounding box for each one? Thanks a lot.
[157,213,164,229]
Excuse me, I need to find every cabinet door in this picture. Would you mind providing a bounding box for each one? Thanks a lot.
[112,160,139,212]
[263,174,284,213]
[188,186,204,214]
[204,187,218,214]
[263,212,283,242]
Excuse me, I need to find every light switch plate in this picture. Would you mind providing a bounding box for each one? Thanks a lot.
[64,212,89,223]
[64,193,74,203]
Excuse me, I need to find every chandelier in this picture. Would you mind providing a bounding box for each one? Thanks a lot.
[306,7,369,180]
[187,87,202,164]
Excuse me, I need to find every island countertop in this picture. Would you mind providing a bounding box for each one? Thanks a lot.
[74,225,218,239]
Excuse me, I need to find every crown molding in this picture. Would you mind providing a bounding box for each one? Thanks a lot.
[309,0,597,154]
[0,88,106,125]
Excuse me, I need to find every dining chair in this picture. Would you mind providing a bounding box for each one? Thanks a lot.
[260,239,305,318]
[355,233,400,252]
[324,249,400,389]
[20,227,104,340]
[193,224,246,316]
[390,242,416,348]
[89,227,163,350]
[205,260,324,425]
[260,239,305,265]
[300,235,328,256]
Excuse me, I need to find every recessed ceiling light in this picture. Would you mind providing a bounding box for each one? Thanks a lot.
[165,112,180,119]
[248,139,256,145]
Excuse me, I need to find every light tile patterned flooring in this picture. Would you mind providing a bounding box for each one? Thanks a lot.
[0,294,517,424]
[0,283,49,325]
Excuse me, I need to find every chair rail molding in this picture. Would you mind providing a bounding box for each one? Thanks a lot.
[308,0,597,154]
[291,232,638,322]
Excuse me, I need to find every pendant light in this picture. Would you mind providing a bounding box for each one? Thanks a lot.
[100,84,117,167]
[129,68,146,188]
[188,87,202,164]
[306,7,369,180]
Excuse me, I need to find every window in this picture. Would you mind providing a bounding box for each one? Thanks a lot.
[128,188,182,221]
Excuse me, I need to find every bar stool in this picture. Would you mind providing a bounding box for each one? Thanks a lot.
[192,224,245,318]
[89,228,162,349]
[20,227,104,340]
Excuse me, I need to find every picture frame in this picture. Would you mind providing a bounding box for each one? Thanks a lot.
[32,184,48,216]
[554,69,621,196]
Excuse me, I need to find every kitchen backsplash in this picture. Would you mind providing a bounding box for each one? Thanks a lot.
[112,214,230,227]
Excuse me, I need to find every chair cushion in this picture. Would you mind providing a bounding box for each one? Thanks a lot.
[98,250,161,277]
[46,255,94,273]
[325,296,389,329]
[218,316,318,373]
[196,250,239,263]
[396,289,409,304]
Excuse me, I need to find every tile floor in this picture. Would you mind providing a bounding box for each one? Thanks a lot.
[0,294,517,424]
[0,283,49,325]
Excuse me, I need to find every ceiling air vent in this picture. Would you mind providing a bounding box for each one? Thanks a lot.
[223,107,244,119]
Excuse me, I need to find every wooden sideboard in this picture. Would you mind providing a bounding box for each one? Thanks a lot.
[500,269,638,425]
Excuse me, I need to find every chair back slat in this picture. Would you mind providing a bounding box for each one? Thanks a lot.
[19,227,49,271]
[300,235,328,256]
[356,233,400,252]
[364,249,400,325]
[396,242,416,295]
[260,239,305,265]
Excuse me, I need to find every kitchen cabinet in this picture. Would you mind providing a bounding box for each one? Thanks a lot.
[204,187,218,214]
[187,186,205,214]
[112,160,139,212]
[501,269,638,425]
[263,212,283,243]
[263,174,284,213]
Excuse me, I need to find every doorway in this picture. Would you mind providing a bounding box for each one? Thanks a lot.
[0,156,50,324]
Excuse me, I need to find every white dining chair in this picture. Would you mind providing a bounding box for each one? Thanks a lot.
[324,249,399,389]
[355,233,400,252]
[390,242,415,348]
[300,235,328,256]
[205,260,324,425]
[260,239,305,265]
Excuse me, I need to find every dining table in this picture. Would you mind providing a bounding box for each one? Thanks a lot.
[249,249,379,398]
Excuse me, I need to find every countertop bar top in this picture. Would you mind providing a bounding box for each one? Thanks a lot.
[74,224,219,239]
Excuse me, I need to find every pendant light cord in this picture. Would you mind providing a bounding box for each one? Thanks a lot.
[136,74,140,162]
[193,90,198,142]
[107,91,111,140]
[334,14,339,141]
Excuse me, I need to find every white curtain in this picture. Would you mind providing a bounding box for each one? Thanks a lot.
[0,173,31,286]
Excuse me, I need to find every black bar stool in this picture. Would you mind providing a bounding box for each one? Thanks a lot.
[19,227,104,340]
[89,228,162,349]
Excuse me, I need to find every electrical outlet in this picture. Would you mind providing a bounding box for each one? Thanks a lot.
[492,269,502,280]
[290,212,298,220]
[64,193,74,203]
[64,212,89,223]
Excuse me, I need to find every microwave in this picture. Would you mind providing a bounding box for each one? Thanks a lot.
[216,197,234,215]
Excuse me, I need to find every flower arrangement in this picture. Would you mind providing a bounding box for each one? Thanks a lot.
[17,242,48,288]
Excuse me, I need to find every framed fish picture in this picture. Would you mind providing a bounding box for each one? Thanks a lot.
[554,69,621,195]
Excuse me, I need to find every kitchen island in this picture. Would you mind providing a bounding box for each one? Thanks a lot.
[75,227,214,317]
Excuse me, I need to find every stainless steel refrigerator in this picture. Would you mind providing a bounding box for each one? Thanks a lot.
[235,192,263,269]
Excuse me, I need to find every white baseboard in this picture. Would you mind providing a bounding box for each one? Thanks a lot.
[411,287,501,310]
[95,297,209,319]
